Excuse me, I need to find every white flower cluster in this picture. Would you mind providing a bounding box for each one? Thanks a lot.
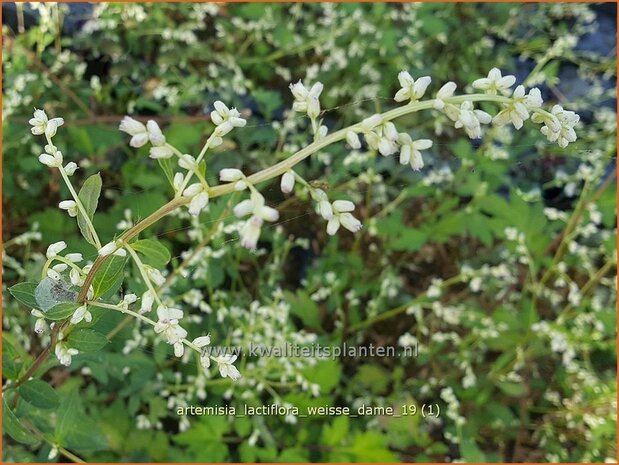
[289,80,323,119]
[210,100,247,137]
[391,67,579,146]
[533,104,580,148]
[119,116,173,159]
[347,114,433,171]
[312,189,362,235]
[29,108,64,138]
[233,191,279,250]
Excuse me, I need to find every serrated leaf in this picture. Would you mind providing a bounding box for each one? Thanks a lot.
[8,281,39,309]
[67,329,108,352]
[131,239,171,267]
[2,397,39,446]
[19,379,59,409]
[45,302,80,321]
[77,173,102,246]
[92,256,127,299]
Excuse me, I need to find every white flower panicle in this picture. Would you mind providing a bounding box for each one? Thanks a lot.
[386,68,579,146]
[31,309,47,335]
[493,85,543,129]
[443,100,492,139]
[533,104,580,148]
[394,71,432,103]
[214,354,241,381]
[472,67,516,95]
[398,134,432,171]
[119,116,173,159]
[233,192,279,250]
[211,101,247,137]
[153,306,187,357]
[29,108,64,138]
[289,80,323,119]
[55,343,78,367]
[70,305,92,325]
[325,200,362,236]
[38,144,63,168]
[182,183,210,216]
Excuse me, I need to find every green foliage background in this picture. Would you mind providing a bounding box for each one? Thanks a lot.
[2,2,617,463]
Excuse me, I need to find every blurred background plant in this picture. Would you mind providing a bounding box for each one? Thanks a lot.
[2,2,617,462]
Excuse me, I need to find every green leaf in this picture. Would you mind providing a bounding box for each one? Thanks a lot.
[497,381,527,397]
[3,340,22,380]
[323,416,349,447]
[131,239,171,267]
[45,302,80,321]
[8,281,40,309]
[67,329,108,352]
[19,379,59,409]
[157,158,175,188]
[460,436,486,462]
[284,290,321,329]
[2,397,39,446]
[77,173,102,246]
[92,256,127,299]
[55,391,79,441]
[389,229,429,252]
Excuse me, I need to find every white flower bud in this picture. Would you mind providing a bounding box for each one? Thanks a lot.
[149,145,174,159]
[339,213,363,233]
[280,171,295,194]
[189,192,209,216]
[146,120,165,146]
[219,168,244,182]
[119,116,147,136]
[173,172,184,191]
[193,336,211,347]
[178,154,197,170]
[141,290,155,313]
[183,183,203,197]
[332,200,355,213]
[46,241,67,258]
[98,241,117,257]
[346,131,361,149]
[215,121,234,137]
[64,162,78,175]
[361,114,383,131]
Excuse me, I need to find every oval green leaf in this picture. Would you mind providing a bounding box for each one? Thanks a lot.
[45,302,80,321]
[92,256,127,299]
[19,379,60,409]
[77,173,102,247]
[2,397,39,446]
[67,329,108,352]
[131,239,171,267]
[8,282,40,309]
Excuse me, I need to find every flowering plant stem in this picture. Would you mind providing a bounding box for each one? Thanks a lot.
[19,92,540,385]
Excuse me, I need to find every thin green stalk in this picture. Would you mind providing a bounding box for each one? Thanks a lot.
[123,242,164,308]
